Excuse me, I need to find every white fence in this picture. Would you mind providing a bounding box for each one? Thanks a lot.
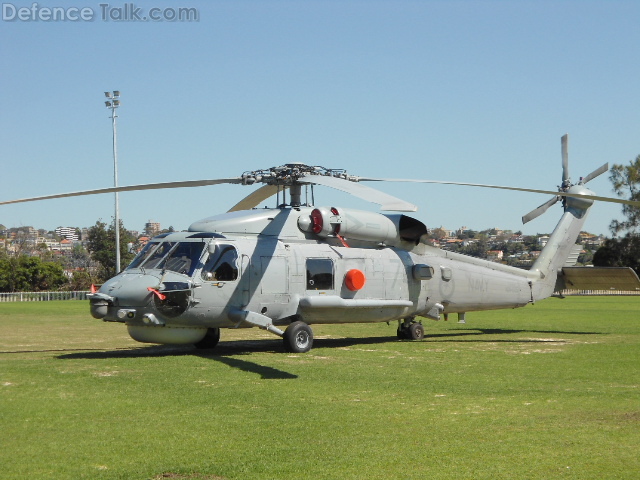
[560,289,640,296]
[0,291,91,302]
[0,289,637,303]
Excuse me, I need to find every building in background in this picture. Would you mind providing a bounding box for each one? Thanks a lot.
[144,220,161,237]
[55,226,79,241]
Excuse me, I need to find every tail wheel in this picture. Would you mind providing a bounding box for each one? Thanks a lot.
[194,327,221,349]
[284,321,314,353]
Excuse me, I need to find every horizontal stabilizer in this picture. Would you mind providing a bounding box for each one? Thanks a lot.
[563,244,583,267]
[558,267,640,292]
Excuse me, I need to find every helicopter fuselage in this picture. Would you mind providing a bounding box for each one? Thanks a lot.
[89,206,536,349]
[5,150,634,353]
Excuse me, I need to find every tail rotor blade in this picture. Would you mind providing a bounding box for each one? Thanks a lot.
[522,196,560,224]
[561,134,570,184]
[581,163,609,184]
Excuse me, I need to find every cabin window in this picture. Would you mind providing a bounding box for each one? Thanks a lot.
[412,264,434,280]
[306,258,334,290]
[440,266,453,281]
[201,245,239,281]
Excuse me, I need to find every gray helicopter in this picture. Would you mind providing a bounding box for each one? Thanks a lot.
[3,135,639,353]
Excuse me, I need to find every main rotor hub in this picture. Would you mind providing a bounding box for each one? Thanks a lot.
[240,164,356,186]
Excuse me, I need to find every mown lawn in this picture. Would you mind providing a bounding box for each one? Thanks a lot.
[0,297,638,479]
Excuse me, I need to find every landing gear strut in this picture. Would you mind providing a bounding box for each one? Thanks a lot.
[397,318,424,340]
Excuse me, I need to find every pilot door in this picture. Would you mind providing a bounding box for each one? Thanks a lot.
[196,244,250,311]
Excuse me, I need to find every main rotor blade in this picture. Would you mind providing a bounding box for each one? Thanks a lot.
[227,184,287,212]
[301,174,417,211]
[357,177,640,208]
[581,163,609,184]
[0,178,244,206]
[522,196,560,224]
[561,134,569,183]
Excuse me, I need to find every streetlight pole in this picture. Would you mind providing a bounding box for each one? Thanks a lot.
[104,91,121,274]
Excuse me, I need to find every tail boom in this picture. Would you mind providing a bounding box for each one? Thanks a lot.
[528,185,594,300]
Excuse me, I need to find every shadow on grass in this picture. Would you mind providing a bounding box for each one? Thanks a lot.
[51,327,601,378]
[422,327,601,343]
[57,341,298,379]
[311,327,600,348]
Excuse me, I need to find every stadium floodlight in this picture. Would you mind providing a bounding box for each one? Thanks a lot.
[104,90,122,274]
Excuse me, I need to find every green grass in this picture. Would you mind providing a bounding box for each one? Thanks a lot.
[1,297,639,479]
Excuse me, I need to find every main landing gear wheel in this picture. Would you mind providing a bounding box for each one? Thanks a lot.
[408,322,424,340]
[397,320,424,340]
[193,327,221,349]
[284,321,314,353]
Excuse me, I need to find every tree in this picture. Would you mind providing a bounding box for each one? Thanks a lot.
[429,227,447,241]
[593,236,640,274]
[87,220,136,281]
[466,235,488,258]
[577,250,594,266]
[0,253,67,292]
[609,154,640,235]
[67,270,94,290]
[457,229,477,239]
[593,155,640,274]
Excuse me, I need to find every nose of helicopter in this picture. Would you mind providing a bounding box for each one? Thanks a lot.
[89,272,164,320]
[100,273,164,306]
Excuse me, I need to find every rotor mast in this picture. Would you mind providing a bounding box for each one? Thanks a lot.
[289,183,303,207]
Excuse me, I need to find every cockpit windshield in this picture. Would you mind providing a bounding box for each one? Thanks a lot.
[163,242,205,275]
[127,241,160,270]
[126,241,205,276]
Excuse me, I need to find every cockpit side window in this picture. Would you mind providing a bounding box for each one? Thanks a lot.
[201,245,239,281]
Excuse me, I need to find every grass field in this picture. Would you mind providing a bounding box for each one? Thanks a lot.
[0,297,639,479]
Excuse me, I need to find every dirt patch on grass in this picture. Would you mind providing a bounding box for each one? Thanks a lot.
[618,411,640,423]
[153,473,226,480]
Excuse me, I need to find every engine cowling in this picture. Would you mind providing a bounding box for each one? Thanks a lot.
[298,207,427,246]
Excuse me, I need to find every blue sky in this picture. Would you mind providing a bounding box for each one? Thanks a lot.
[1,0,639,236]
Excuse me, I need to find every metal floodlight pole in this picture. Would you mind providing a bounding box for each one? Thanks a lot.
[104,91,121,274]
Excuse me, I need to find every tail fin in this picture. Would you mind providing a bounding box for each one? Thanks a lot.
[529,187,593,300]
